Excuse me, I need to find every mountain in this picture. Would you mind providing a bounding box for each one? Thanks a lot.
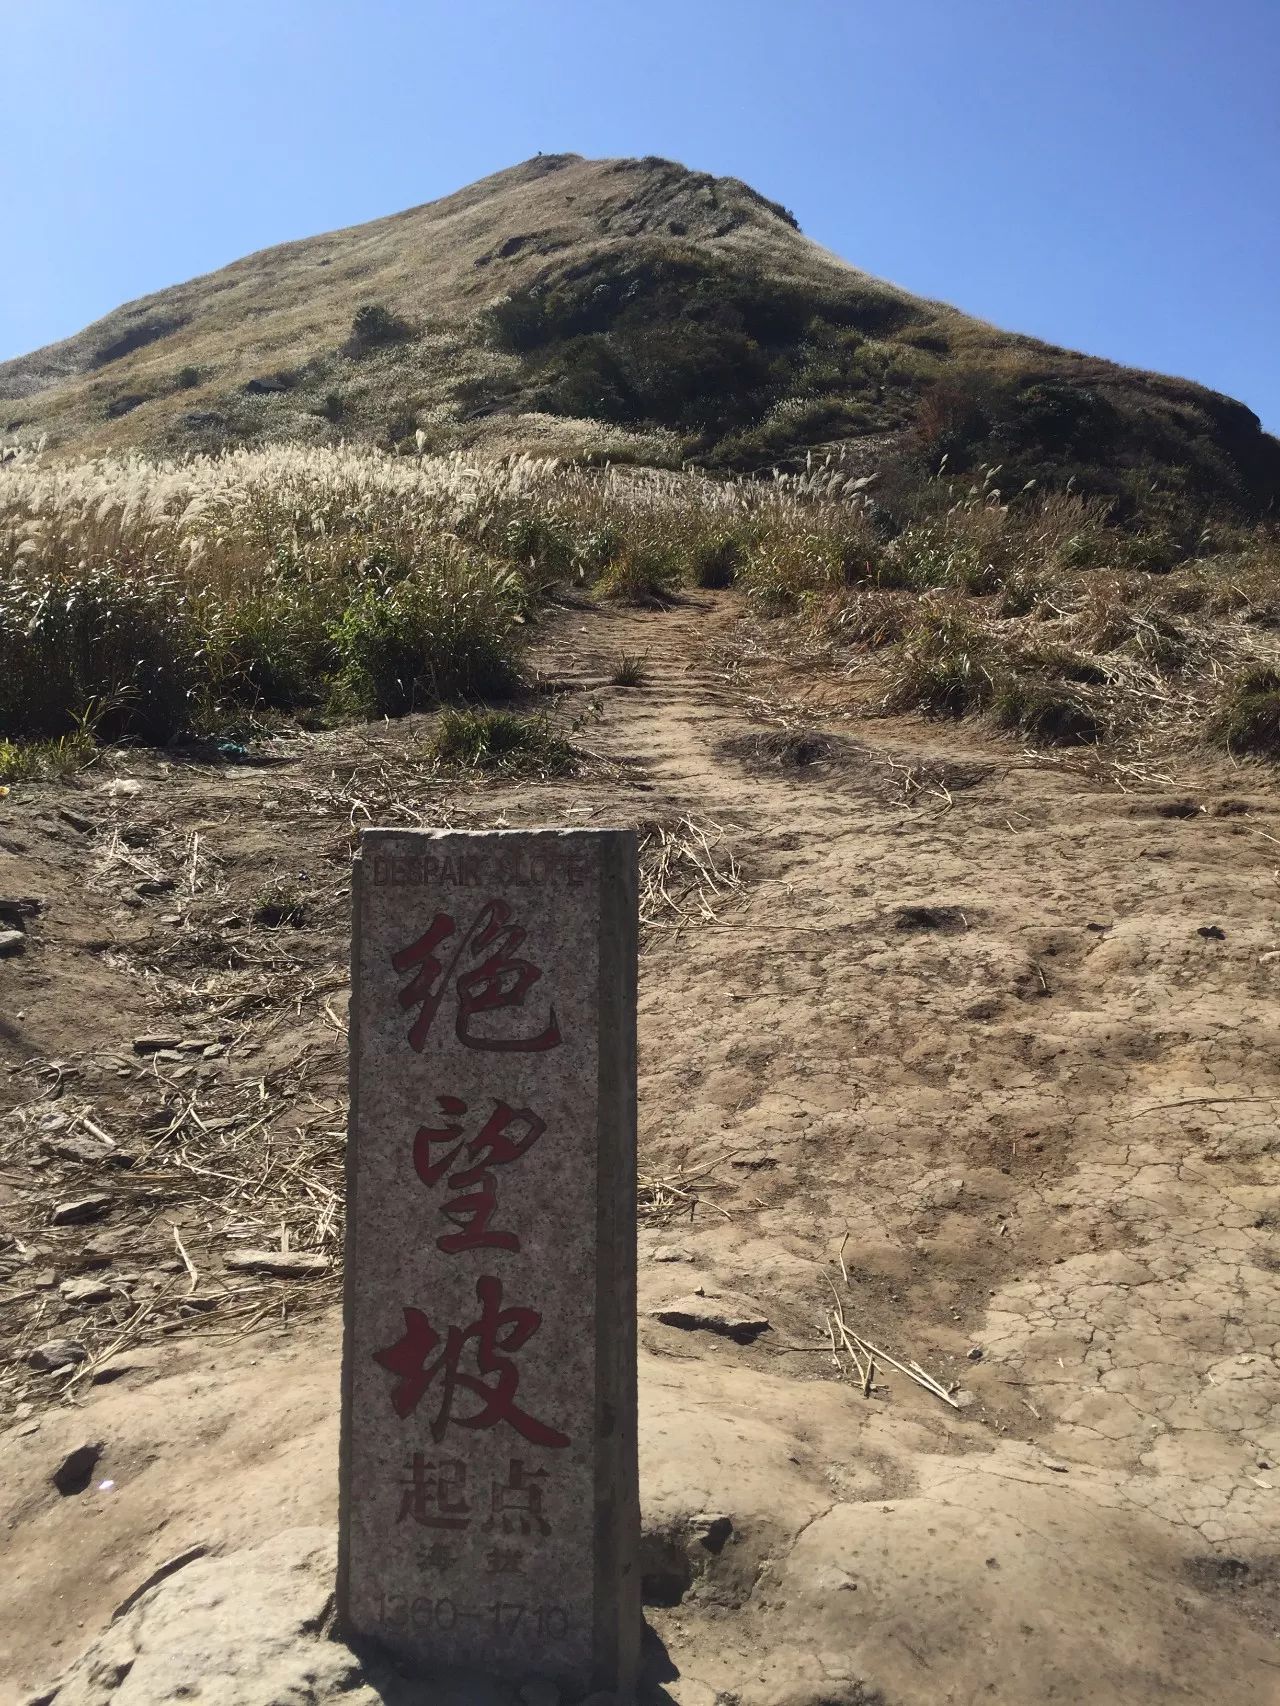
[2,152,1277,517]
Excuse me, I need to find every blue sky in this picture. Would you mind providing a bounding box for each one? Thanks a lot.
[2,0,1277,430]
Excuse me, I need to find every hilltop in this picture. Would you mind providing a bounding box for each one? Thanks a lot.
[3,153,1277,518]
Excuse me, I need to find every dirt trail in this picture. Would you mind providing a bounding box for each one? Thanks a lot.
[3,594,1280,1704]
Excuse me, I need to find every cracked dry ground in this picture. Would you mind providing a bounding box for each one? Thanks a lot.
[3,593,1280,1705]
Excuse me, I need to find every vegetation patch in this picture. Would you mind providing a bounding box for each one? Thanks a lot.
[427,708,575,775]
[1214,667,1280,757]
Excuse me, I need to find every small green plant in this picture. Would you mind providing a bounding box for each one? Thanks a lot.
[175,365,202,390]
[596,542,681,605]
[319,390,347,422]
[610,651,648,687]
[427,709,574,775]
[1213,666,1280,756]
[0,729,97,783]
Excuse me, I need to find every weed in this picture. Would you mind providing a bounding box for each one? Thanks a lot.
[1214,667,1280,757]
[253,878,308,928]
[883,607,998,718]
[611,652,649,687]
[994,677,1103,745]
[427,708,575,775]
[596,542,681,605]
[0,730,97,783]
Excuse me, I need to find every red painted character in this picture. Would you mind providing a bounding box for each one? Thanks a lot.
[373,1275,569,1448]
[413,1097,546,1254]
[391,899,562,1054]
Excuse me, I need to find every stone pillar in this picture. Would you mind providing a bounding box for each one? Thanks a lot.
[339,828,639,1702]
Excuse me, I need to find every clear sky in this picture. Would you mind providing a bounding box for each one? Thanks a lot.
[2,0,1277,430]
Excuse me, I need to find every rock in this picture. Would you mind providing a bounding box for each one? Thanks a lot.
[28,1528,520,1706]
[91,1346,164,1385]
[52,1442,103,1496]
[652,1292,770,1343]
[42,1132,112,1166]
[967,1345,984,1361]
[651,1246,695,1263]
[51,1195,112,1226]
[132,1035,182,1054]
[0,928,26,957]
[689,1513,734,1554]
[1039,1456,1071,1473]
[28,1337,88,1371]
[224,1249,331,1277]
[134,878,176,897]
[100,779,144,798]
[60,1276,115,1305]
[110,1545,210,1620]
[1197,924,1226,940]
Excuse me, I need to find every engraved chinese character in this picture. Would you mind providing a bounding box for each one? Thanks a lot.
[419,1542,454,1570]
[392,899,562,1054]
[374,1275,569,1448]
[413,1097,546,1255]
[397,1452,469,1529]
[487,1459,551,1536]
[486,1548,524,1575]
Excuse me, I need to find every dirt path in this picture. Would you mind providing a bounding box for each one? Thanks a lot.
[3,594,1280,1703]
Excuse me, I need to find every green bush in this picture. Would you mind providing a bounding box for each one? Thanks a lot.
[596,542,682,604]
[428,708,574,775]
[0,570,201,742]
[1213,666,1280,756]
[205,589,337,710]
[333,558,522,717]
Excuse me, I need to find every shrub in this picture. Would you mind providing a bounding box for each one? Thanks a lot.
[994,677,1102,745]
[689,532,745,589]
[883,608,998,718]
[0,730,97,782]
[596,542,682,605]
[1213,666,1280,756]
[205,589,337,710]
[831,588,914,648]
[347,303,412,355]
[0,570,202,742]
[176,365,202,390]
[428,708,574,775]
[333,556,522,717]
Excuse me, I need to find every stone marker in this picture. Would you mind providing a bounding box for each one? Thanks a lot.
[340,828,640,1701]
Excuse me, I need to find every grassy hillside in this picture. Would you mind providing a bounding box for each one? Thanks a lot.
[3,154,1277,524]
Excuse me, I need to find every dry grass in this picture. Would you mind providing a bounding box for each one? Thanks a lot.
[639,816,745,928]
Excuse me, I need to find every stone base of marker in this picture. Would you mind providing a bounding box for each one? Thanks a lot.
[339,829,640,1702]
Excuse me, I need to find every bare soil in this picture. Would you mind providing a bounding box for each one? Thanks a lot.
[3,594,1280,1705]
